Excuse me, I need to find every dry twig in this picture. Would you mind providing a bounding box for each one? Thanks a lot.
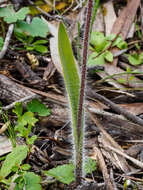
[0,95,36,114]
[87,108,130,172]
[93,146,114,190]
[106,145,143,169]
[89,91,143,127]
[0,24,14,59]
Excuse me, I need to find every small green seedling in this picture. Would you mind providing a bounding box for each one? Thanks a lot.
[0,5,29,24]
[13,102,38,146]
[14,28,48,54]
[0,6,49,38]
[44,157,96,184]
[88,31,128,66]
[13,99,50,146]
[0,5,49,54]
[0,145,41,190]
[0,99,50,189]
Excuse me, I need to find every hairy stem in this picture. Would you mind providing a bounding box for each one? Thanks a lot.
[75,0,94,185]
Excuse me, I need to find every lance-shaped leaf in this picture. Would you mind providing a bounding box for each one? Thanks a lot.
[58,22,80,143]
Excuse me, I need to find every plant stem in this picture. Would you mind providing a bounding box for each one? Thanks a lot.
[75,0,93,185]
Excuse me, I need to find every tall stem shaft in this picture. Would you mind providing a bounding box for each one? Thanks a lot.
[75,0,93,184]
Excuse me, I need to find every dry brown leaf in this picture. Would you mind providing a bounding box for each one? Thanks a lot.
[119,103,143,115]
[45,21,63,75]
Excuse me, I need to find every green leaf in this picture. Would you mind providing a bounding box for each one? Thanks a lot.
[117,41,128,49]
[112,36,128,49]
[118,78,126,84]
[135,43,140,50]
[26,46,35,51]
[32,40,48,45]
[0,6,29,23]
[0,37,4,51]
[128,53,143,66]
[34,45,48,54]
[14,27,28,41]
[90,31,109,52]
[44,164,75,184]
[139,52,143,61]
[14,176,25,190]
[13,102,23,118]
[0,145,28,178]
[15,112,38,137]
[21,164,31,171]
[0,6,12,17]
[16,17,49,37]
[58,22,80,144]
[27,36,34,44]
[27,99,50,116]
[112,36,122,47]
[104,50,113,62]
[84,157,96,174]
[18,112,38,126]
[27,135,37,145]
[88,52,105,66]
[24,172,41,190]
[129,75,134,81]
[126,66,131,73]
[11,166,19,172]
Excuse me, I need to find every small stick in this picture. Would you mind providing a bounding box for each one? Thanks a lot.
[0,24,14,59]
[89,91,143,127]
[110,169,118,190]
[0,95,36,114]
[106,145,143,169]
[87,108,130,172]
[87,108,124,151]
[94,146,114,190]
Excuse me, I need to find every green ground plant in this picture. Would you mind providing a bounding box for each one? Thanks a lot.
[14,31,49,54]
[44,157,96,184]
[88,31,128,66]
[0,99,50,189]
[0,5,49,54]
[0,145,41,190]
